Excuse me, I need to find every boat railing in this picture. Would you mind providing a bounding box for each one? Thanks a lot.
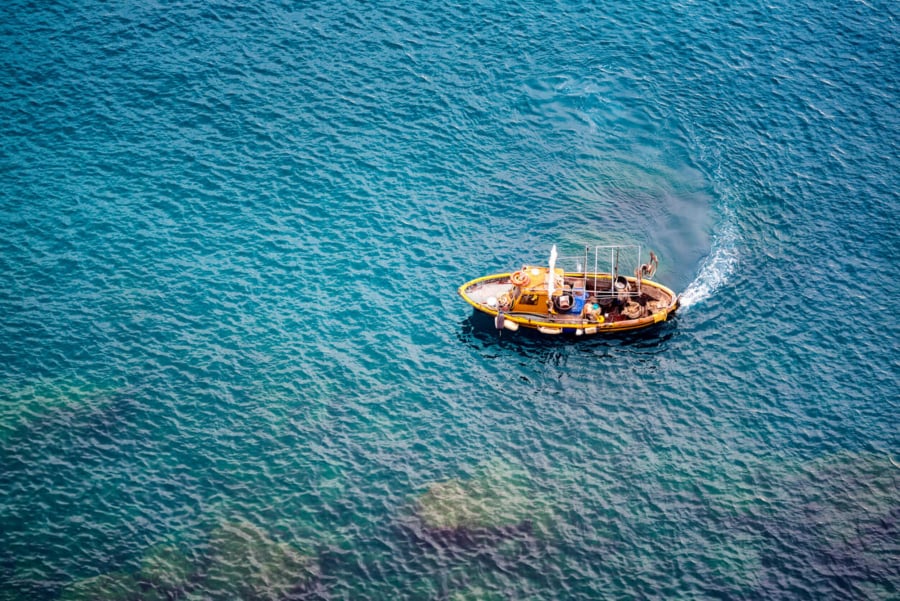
[551,244,645,298]
[512,244,653,302]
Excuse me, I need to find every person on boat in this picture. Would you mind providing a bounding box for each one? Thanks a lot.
[584,299,605,323]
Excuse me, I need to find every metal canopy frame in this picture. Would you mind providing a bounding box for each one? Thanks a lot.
[551,244,645,298]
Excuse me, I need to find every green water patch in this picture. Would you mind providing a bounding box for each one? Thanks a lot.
[410,456,556,540]
[136,543,194,597]
[58,516,319,601]
[195,518,318,601]
[59,572,145,601]
[0,375,124,443]
[57,542,192,601]
[58,542,192,601]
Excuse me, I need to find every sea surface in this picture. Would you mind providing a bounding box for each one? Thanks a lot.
[1,1,898,599]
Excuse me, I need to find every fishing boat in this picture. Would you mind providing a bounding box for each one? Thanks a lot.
[458,244,679,335]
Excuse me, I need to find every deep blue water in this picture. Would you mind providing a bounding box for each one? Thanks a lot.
[1,1,898,599]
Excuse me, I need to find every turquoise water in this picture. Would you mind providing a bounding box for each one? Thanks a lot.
[1,1,897,599]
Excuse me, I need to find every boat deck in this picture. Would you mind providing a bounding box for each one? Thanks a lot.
[461,272,677,327]
[458,245,678,335]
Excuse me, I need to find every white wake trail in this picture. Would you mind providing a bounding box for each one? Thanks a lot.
[678,221,738,310]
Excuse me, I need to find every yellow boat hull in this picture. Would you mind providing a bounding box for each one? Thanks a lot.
[458,271,679,335]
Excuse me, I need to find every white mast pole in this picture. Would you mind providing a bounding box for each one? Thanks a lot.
[547,245,558,298]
